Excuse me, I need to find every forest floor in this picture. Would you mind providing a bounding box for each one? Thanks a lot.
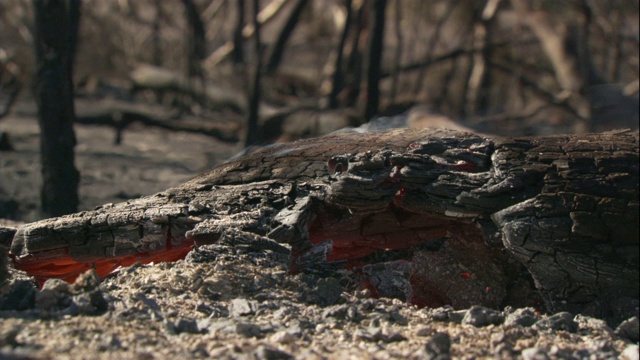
[0,111,638,359]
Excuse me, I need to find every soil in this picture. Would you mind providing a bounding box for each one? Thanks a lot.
[1,112,639,359]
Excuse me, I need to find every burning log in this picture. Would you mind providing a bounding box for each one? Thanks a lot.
[7,128,639,321]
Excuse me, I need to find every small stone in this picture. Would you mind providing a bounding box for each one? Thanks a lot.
[449,310,467,324]
[230,298,255,317]
[493,343,514,359]
[270,330,297,344]
[423,332,451,358]
[390,310,408,325]
[98,334,122,351]
[314,277,343,306]
[462,305,504,327]
[504,307,539,327]
[415,326,434,337]
[615,316,640,342]
[620,344,639,360]
[253,345,294,360]
[0,279,37,311]
[234,322,261,338]
[587,340,617,359]
[354,327,383,342]
[430,306,454,321]
[574,314,613,334]
[533,312,578,333]
[71,269,101,292]
[36,279,72,312]
[548,345,573,360]
[322,304,356,320]
[384,332,407,343]
[0,326,20,347]
[174,318,200,334]
[521,347,550,360]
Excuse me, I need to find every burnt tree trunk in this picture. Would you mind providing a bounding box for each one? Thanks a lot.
[32,0,81,217]
[264,0,308,75]
[362,0,387,120]
[232,0,246,65]
[328,0,354,109]
[182,0,207,80]
[8,129,639,323]
[245,0,262,147]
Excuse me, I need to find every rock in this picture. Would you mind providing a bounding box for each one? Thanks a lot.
[493,343,515,359]
[35,278,72,311]
[430,306,454,321]
[313,277,343,306]
[0,279,37,311]
[0,326,20,347]
[521,347,550,360]
[417,332,451,360]
[174,317,200,334]
[504,307,539,327]
[230,298,256,317]
[462,305,504,327]
[586,340,618,359]
[354,327,383,342]
[620,345,639,360]
[269,330,297,344]
[322,304,360,322]
[533,312,578,333]
[254,345,294,360]
[615,316,639,342]
[234,322,262,338]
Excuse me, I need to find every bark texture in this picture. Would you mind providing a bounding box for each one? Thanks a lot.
[32,0,81,217]
[9,128,639,322]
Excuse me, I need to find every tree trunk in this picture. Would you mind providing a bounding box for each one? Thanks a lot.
[182,0,206,79]
[362,0,386,120]
[9,128,639,324]
[328,0,354,109]
[32,0,81,218]
[264,0,308,75]
[245,0,262,147]
[232,0,246,65]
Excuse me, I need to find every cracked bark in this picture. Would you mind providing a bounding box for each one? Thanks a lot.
[7,128,639,322]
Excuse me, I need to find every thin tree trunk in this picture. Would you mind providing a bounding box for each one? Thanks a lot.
[152,0,162,67]
[363,0,387,120]
[245,0,261,147]
[328,0,353,109]
[465,0,501,116]
[264,0,308,75]
[32,0,81,217]
[389,0,402,101]
[182,0,206,79]
[232,0,246,65]
[343,1,367,108]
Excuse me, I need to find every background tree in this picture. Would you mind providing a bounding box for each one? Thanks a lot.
[362,0,387,120]
[32,0,81,217]
[264,0,308,75]
[245,0,262,147]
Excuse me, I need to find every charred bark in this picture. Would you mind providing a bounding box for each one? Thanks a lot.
[32,0,81,217]
[8,128,639,323]
[362,0,387,120]
[264,0,308,75]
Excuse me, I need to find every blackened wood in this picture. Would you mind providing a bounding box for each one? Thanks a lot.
[32,0,81,217]
[9,128,639,321]
[363,0,386,120]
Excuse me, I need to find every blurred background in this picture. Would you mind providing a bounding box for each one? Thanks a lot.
[0,0,638,221]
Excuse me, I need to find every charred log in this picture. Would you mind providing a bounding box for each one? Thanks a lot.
[8,128,639,323]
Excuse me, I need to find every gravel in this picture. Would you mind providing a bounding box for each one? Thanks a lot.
[1,241,637,359]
